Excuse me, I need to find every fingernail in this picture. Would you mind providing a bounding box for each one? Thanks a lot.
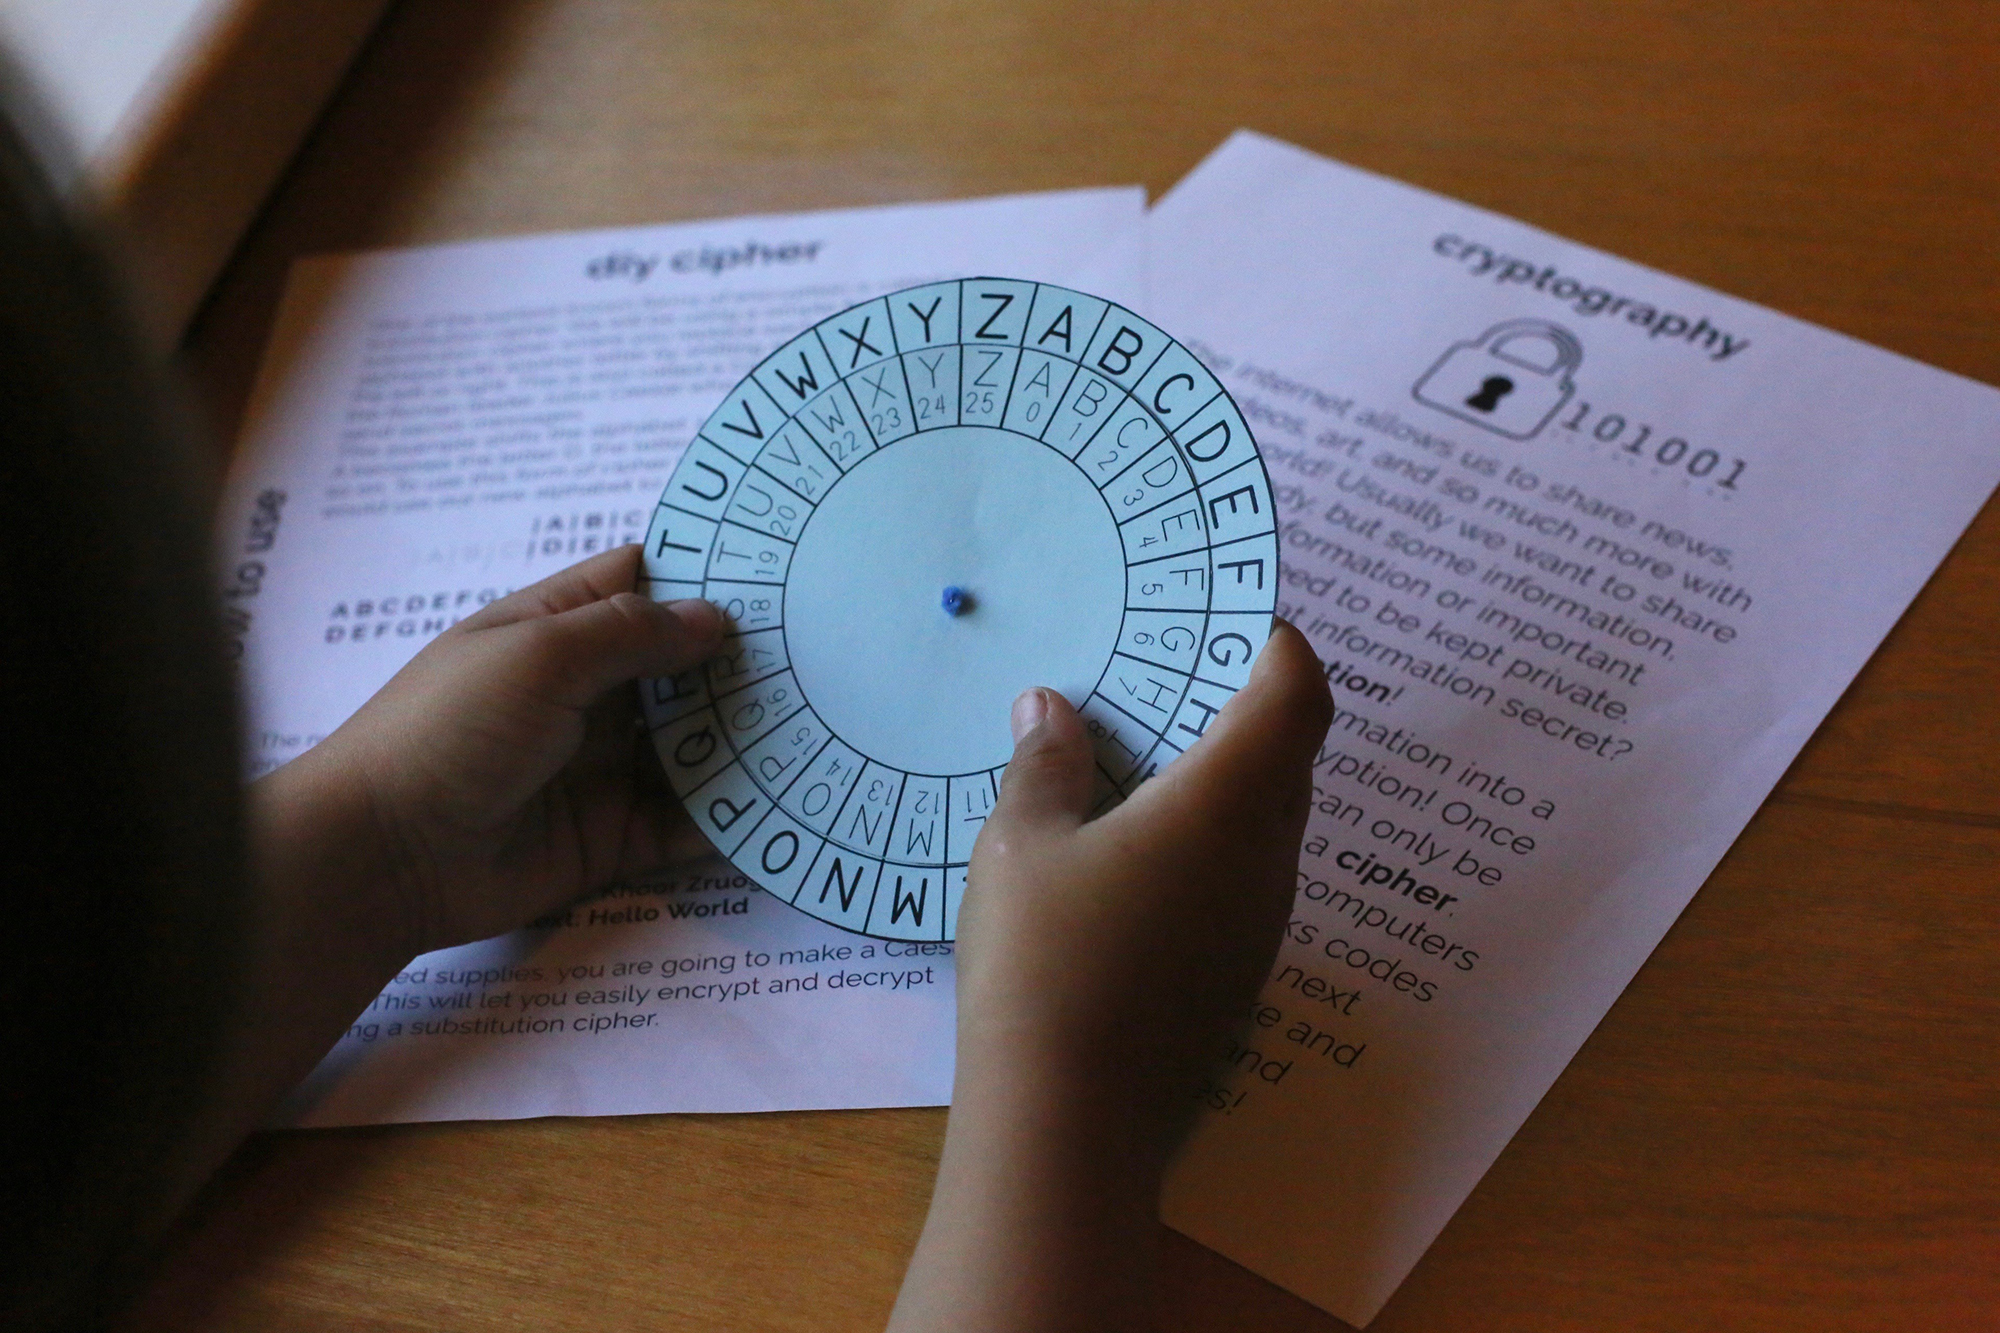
[1010,687,1049,743]
[666,598,724,640]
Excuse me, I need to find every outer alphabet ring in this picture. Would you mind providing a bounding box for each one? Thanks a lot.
[640,279,1278,941]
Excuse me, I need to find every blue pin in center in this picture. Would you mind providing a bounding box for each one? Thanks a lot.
[941,585,971,617]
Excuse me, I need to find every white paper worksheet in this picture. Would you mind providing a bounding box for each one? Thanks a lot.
[1146,132,2000,1326]
[220,188,1146,1126]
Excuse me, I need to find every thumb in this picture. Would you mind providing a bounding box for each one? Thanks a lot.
[500,592,724,712]
[988,687,1095,834]
[1135,619,1331,840]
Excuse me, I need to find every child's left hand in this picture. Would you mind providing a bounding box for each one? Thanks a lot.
[256,544,724,960]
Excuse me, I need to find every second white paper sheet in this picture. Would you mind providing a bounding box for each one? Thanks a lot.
[1147,133,2000,1325]
[225,187,1146,1126]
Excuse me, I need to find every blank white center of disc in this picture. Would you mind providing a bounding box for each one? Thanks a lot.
[783,426,1126,776]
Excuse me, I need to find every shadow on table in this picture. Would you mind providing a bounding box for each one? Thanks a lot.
[180,0,543,455]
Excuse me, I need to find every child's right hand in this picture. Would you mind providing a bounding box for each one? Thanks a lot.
[891,621,1332,1333]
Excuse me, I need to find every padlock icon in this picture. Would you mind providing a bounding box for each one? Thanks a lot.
[1411,319,1582,440]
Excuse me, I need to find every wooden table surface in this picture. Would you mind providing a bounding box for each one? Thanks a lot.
[131,1,1999,1328]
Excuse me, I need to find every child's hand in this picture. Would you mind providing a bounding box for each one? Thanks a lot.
[258,544,724,959]
[891,621,1332,1333]
[962,619,1332,1160]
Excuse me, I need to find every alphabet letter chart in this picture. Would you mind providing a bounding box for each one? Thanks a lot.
[643,280,1278,941]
